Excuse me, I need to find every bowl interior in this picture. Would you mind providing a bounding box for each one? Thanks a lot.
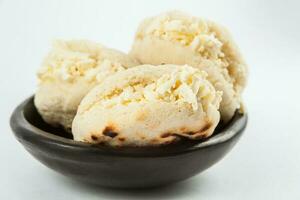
[15,96,246,156]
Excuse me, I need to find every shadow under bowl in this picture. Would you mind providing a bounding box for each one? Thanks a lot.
[10,96,247,188]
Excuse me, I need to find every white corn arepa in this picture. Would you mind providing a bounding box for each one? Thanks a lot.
[130,11,247,122]
[72,64,222,146]
[34,40,139,131]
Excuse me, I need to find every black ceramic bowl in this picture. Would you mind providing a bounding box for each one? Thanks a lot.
[10,96,247,188]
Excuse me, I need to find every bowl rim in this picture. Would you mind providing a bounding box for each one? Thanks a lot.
[10,96,247,157]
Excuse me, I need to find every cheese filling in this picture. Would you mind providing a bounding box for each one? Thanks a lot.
[98,66,222,112]
[37,40,125,83]
[138,14,225,62]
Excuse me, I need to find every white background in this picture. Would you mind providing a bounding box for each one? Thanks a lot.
[1,0,300,199]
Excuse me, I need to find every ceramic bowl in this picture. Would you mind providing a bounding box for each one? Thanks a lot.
[10,96,247,188]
